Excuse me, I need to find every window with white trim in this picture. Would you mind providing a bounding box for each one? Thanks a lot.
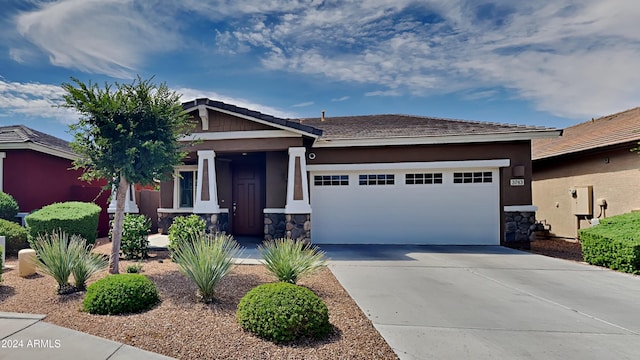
[453,171,492,184]
[359,174,395,185]
[314,175,349,186]
[405,173,443,185]
[177,169,198,208]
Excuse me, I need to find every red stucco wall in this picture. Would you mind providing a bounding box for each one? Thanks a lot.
[3,149,111,237]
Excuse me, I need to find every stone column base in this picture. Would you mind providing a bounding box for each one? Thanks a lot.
[264,213,310,242]
[504,211,536,249]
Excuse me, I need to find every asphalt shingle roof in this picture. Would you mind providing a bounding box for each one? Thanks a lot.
[297,114,554,140]
[0,125,74,155]
[532,107,640,160]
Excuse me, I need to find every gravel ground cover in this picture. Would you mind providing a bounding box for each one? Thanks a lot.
[0,240,397,360]
[527,238,583,262]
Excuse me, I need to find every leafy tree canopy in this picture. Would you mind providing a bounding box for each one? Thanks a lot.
[61,76,193,187]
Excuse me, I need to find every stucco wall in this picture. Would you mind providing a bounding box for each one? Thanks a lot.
[533,145,640,238]
[308,141,534,206]
[265,151,287,208]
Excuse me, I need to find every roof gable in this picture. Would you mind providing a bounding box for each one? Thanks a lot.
[532,107,640,160]
[0,125,76,160]
[182,98,322,137]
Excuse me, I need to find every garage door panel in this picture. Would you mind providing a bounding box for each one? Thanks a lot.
[311,169,500,245]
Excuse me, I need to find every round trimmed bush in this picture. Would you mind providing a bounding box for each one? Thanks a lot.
[0,192,18,220]
[26,202,101,245]
[237,282,332,343]
[0,218,29,256]
[83,274,160,315]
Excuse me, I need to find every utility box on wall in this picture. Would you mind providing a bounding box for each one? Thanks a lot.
[571,185,593,215]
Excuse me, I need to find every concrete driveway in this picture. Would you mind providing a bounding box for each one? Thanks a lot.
[322,245,640,360]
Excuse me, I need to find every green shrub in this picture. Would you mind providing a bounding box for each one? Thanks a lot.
[120,214,151,260]
[259,238,327,284]
[237,282,332,343]
[83,274,160,315]
[31,231,107,294]
[168,215,206,255]
[0,192,18,221]
[0,219,29,256]
[126,263,143,273]
[580,212,640,274]
[173,233,242,303]
[26,202,101,245]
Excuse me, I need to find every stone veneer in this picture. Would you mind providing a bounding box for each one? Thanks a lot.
[158,212,229,235]
[264,213,310,242]
[504,211,536,248]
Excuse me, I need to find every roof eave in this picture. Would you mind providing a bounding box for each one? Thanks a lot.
[0,142,78,160]
[312,129,562,148]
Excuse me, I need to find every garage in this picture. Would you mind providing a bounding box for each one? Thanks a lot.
[309,160,505,245]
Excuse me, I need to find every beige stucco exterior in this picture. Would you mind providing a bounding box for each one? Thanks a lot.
[533,144,640,239]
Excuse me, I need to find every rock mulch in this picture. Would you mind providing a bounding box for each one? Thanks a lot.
[0,242,397,360]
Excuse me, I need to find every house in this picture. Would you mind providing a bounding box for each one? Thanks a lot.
[157,98,560,246]
[0,125,111,236]
[532,107,640,239]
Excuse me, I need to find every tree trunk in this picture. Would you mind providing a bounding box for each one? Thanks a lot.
[109,176,129,274]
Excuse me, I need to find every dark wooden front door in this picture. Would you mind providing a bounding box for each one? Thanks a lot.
[232,160,264,236]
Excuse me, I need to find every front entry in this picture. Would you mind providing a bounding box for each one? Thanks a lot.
[231,154,265,236]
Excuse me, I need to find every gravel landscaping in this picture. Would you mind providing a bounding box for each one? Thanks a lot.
[527,238,583,262]
[0,240,397,360]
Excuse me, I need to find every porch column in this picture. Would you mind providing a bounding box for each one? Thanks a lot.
[193,150,220,213]
[108,183,139,213]
[285,147,312,214]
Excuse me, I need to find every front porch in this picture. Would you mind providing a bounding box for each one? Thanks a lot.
[157,147,312,242]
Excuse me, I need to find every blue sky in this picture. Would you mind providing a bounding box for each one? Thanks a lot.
[1,0,639,141]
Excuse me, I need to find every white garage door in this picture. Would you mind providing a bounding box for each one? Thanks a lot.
[309,163,502,245]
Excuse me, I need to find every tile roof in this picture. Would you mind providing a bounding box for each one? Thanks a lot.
[183,98,323,136]
[532,107,640,160]
[297,114,555,140]
[0,124,75,155]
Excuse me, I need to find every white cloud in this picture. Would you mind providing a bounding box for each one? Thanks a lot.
[9,0,640,119]
[292,101,314,108]
[215,0,640,119]
[331,96,350,102]
[175,87,297,119]
[13,0,182,78]
[0,79,80,124]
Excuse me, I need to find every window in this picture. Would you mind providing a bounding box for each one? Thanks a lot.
[359,174,395,185]
[178,170,197,207]
[453,171,492,184]
[405,173,443,185]
[314,175,349,186]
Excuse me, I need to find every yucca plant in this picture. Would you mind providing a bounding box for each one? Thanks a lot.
[31,231,107,294]
[70,241,108,291]
[172,233,242,303]
[31,231,78,294]
[259,238,327,284]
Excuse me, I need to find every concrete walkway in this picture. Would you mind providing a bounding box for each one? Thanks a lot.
[0,312,173,360]
[323,245,640,360]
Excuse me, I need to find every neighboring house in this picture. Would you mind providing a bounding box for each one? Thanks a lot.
[158,98,560,246]
[0,125,111,236]
[532,107,640,239]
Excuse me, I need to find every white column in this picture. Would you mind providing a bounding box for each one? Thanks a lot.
[193,150,220,213]
[285,147,312,214]
[0,152,5,192]
[108,183,139,213]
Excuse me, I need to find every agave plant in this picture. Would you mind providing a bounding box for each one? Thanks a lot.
[31,231,107,294]
[259,238,327,284]
[172,233,242,303]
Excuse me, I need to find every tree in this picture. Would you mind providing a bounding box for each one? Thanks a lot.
[61,76,193,273]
